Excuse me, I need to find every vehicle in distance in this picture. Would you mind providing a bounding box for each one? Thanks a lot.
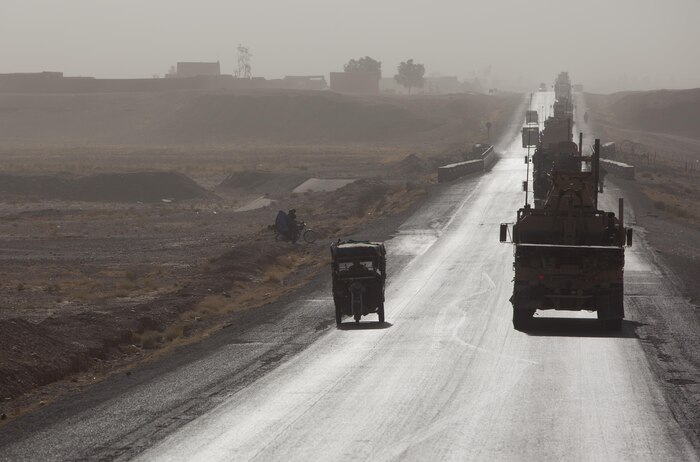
[521,126,540,148]
[526,110,539,124]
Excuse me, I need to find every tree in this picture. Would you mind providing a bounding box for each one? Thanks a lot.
[234,44,252,79]
[394,59,425,94]
[343,56,381,76]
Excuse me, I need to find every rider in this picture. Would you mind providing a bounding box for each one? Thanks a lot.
[286,209,299,243]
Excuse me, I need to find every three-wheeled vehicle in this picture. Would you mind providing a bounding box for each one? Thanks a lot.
[330,240,386,325]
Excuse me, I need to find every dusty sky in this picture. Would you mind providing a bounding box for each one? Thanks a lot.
[1,0,699,93]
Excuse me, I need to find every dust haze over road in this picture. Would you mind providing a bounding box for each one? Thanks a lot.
[1,92,698,461]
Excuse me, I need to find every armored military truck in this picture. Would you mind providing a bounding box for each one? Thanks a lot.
[501,139,633,330]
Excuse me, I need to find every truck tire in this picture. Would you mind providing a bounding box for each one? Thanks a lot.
[598,286,623,331]
[378,302,385,323]
[600,318,622,331]
[512,306,535,330]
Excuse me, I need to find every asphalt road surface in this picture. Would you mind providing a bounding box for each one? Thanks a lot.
[2,92,698,461]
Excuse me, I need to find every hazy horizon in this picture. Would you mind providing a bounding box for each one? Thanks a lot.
[2,0,699,94]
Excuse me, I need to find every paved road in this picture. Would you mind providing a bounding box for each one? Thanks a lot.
[136,92,697,461]
[1,92,697,461]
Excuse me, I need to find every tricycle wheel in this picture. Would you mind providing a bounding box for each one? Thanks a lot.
[378,303,385,323]
[335,305,342,326]
[303,229,318,243]
[512,306,535,330]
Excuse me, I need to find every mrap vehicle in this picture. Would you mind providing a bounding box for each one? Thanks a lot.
[521,126,540,148]
[501,139,633,330]
[526,110,539,124]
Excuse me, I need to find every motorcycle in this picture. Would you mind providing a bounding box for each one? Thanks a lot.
[274,221,318,243]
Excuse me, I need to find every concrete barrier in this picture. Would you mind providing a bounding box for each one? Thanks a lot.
[438,144,498,183]
[601,158,635,180]
[481,145,497,170]
[437,159,484,182]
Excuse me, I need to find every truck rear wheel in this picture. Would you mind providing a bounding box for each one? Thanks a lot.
[378,302,385,323]
[600,318,622,331]
[512,307,535,330]
[598,286,623,331]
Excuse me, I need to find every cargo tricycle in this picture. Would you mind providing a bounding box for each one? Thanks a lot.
[330,240,386,325]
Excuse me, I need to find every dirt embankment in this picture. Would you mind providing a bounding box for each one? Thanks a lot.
[586,88,700,141]
[0,241,289,399]
[586,88,700,170]
[586,89,700,229]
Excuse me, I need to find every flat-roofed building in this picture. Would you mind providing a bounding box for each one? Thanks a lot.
[329,71,379,94]
[175,62,220,78]
[283,75,327,91]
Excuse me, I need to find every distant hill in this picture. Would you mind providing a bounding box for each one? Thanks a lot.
[0,90,518,147]
[586,88,700,140]
[155,92,431,144]
[0,172,208,202]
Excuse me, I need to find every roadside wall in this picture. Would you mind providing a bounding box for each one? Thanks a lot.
[438,145,498,182]
[438,146,498,182]
[438,160,483,182]
[601,158,635,180]
[481,145,497,170]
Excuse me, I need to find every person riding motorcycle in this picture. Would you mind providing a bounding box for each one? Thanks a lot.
[286,209,299,243]
[273,209,317,244]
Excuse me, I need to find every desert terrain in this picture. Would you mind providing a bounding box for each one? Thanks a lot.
[0,89,521,414]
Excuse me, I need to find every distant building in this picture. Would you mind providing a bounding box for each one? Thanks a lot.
[173,62,221,78]
[283,75,327,91]
[329,71,380,94]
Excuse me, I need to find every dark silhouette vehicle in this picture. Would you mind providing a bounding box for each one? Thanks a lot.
[330,240,386,325]
[526,110,539,124]
[501,139,633,331]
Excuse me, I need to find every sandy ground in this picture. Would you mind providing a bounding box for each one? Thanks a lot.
[0,90,520,417]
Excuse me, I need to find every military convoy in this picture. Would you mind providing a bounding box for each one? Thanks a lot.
[502,138,633,331]
[530,72,576,207]
[501,74,633,331]
[330,72,633,333]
